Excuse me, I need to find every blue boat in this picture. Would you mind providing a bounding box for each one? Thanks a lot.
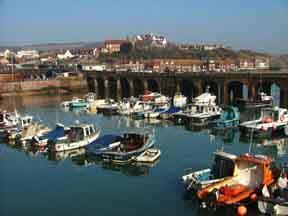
[86,134,122,156]
[32,123,68,147]
[212,106,240,129]
[159,107,182,119]
[87,130,155,164]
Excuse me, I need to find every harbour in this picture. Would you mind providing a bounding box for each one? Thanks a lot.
[1,94,287,216]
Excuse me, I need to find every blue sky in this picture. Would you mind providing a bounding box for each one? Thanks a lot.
[1,0,287,53]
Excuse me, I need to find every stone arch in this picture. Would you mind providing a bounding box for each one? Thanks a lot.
[227,81,244,104]
[120,78,130,98]
[180,79,197,101]
[147,79,159,92]
[108,77,117,99]
[86,77,95,92]
[202,80,218,96]
[133,79,144,96]
[96,77,105,99]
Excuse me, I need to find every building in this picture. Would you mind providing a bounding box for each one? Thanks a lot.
[104,40,127,53]
[134,33,168,48]
[255,56,270,69]
[238,58,255,70]
[147,59,203,73]
[16,50,39,59]
[57,50,74,60]
[82,64,106,71]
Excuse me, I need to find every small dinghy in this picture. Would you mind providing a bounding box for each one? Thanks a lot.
[132,148,161,163]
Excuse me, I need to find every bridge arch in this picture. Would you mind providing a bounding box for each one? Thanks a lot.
[147,79,159,92]
[107,77,117,99]
[133,79,144,96]
[96,77,105,99]
[87,77,95,92]
[227,81,245,104]
[120,78,130,98]
[180,79,197,101]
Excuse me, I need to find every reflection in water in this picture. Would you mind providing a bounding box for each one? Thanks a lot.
[255,137,288,158]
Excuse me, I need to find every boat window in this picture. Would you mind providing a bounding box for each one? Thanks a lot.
[85,128,90,136]
[212,156,235,179]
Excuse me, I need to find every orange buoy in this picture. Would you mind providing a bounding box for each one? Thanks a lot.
[237,205,247,216]
[250,193,257,202]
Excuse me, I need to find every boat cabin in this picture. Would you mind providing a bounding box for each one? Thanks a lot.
[261,107,288,123]
[19,116,33,128]
[211,151,237,179]
[68,124,96,141]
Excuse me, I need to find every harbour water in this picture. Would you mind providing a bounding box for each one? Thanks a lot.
[1,95,287,216]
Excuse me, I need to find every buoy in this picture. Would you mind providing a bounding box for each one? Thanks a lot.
[237,205,247,216]
[250,193,257,202]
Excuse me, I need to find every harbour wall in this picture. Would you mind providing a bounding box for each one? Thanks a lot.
[0,77,88,96]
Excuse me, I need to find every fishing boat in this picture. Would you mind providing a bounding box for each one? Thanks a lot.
[143,104,170,119]
[239,107,288,138]
[237,92,273,109]
[0,110,21,133]
[9,122,50,144]
[69,98,89,109]
[172,92,221,125]
[182,151,237,192]
[159,107,182,120]
[86,134,123,156]
[98,130,155,164]
[140,92,169,105]
[47,122,100,152]
[31,123,69,148]
[118,99,152,116]
[258,166,288,215]
[197,154,275,208]
[212,106,240,129]
[132,148,161,163]
[96,99,119,115]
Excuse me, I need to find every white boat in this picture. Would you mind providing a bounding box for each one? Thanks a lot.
[84,92,97,103]
[97,99,119,115]
[119,100,152,116]
[143,104,170,119]
[239,107,288,137]
[132,148,161,163]
[48,123,100,152]
[173,93,221,125]
[173,93,187,108]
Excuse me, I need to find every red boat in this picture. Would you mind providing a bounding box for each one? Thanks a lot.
[197,154,276,208]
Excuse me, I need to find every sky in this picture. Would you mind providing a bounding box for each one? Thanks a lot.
[0,0,287,53]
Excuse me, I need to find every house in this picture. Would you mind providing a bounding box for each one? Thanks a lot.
[148,59,203,73]
[104,40,127,53]
[16,50,39,59]
[82,64,106,71]
[238,58,255,70]
[57,50,74,60]
[134,33,168,48]
[255,56,270,69]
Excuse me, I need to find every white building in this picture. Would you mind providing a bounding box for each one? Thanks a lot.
[82,64,106,71]
[16,50,39,59]
[57,50,74,60]
[135,33,168,47]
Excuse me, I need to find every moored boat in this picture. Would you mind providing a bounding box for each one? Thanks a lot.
[182,151,237,192]
[239,107,288,138]
[48,122,100,152]
[98,130,155,164]
[212,106,240,129]
[197,154,275,209]
[132,148,161,163]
